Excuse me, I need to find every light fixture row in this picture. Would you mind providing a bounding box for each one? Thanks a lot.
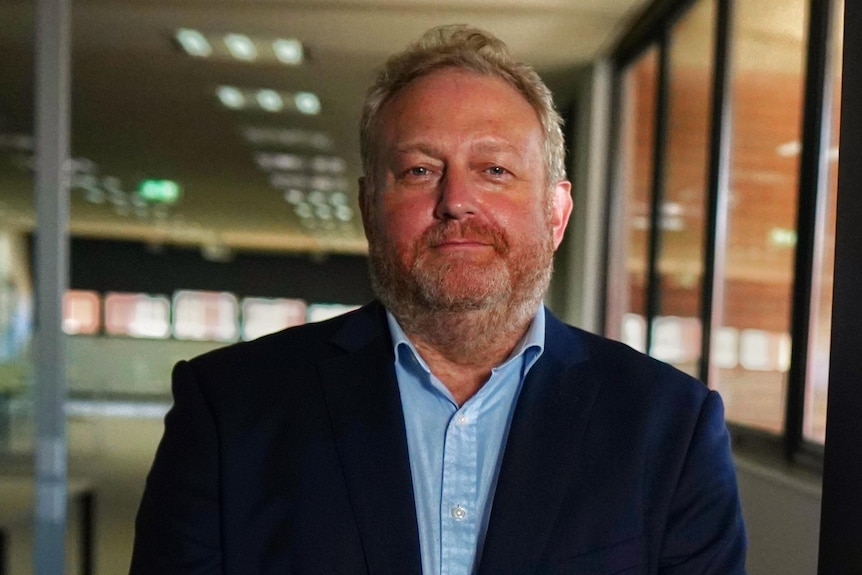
[254,152,346,175]
[217,86,321,115]
[175,29,304,65]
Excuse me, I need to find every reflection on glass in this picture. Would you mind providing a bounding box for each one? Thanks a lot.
[652,0,715,376]
[610,47,658,352]
[713,0,807,433]
[804,0,844,444]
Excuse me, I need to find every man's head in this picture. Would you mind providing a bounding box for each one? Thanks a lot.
[359,25,572,334]
[360,24,566,188]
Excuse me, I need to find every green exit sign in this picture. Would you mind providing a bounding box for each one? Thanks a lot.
[138,179,181,204]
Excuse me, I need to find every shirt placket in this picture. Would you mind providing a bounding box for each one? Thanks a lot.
[440,404,479,575]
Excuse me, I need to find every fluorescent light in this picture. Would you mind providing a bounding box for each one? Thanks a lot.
[294,92,321,115]
[175,28,212,57]
[224,33,258,61]
[255,152,305,171]
[335,205,354,222]
[256,89,284,112]
[273,38,304,65]
[284,189,305,204]
[217,86,246,109]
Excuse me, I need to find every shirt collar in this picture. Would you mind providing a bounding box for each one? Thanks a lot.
[386,305,546,375]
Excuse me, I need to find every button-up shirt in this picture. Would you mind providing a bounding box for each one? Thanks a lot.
[387,308,545,575]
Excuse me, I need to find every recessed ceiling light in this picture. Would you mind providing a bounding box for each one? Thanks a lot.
[224,33,258,61]
[256,89,284,112]
[242,127,333,150]
[175,28,212,57]
[272,38,304,65]
[217,86,246,109]
[335,205,354,222]
[294,92,321,115]
[255,152,305,171]
[284,189,305,204]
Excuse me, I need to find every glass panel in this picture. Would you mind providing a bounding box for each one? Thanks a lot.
[651,0,715,376]
[607,47,659,352]
[105,292,172,338]
[804,0,844,444]
[713,0,808,433]
[240,296,306,341]
[172,290,239,342]
[63,290,101,335]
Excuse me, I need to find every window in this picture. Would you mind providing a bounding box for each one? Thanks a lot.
[608,0,843,450]
[713,0,807,433]
[608,46,658,351]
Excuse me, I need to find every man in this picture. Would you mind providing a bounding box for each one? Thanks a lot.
[131,25,746,574]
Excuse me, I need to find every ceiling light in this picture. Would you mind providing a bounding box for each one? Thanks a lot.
[175,28,212,57]
[255,152,305,171]
[272,38,304,65]
[256,89,284,112]
[294,92,321,115]
[335,205,353,222]
[224,33,258,61]
[217,86,245,109]
[315,205,333,219]
[271,173,309,189]
[330,192,348,206]
[242,127,334,150]
[284,189,305,204]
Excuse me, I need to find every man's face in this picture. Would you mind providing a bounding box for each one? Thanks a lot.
[360,68,572,316]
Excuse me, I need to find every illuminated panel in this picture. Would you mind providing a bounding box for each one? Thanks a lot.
[105,292,171,339]
[650,316,702,366]
[62,290,101,335]
[240,297,307,341]
[172,290,239,342]
[307,303,360,323]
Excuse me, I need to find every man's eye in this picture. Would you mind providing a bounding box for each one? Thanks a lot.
[409,167,430,176]
[486,166,508,176]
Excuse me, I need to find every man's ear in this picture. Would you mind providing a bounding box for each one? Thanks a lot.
[551,180,573,250]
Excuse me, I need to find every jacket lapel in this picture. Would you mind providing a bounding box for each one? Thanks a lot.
[478,312,600,575]
[317,303,422,575]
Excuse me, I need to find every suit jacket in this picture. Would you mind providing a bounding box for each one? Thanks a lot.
[130,301,746,574]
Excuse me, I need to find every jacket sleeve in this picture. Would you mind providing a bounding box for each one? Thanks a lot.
[659,390,747,574]
[129,360,223,574]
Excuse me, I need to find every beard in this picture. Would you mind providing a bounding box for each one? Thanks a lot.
[367,213,555,347]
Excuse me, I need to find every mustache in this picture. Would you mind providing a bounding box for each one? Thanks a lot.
[420,220,509,253]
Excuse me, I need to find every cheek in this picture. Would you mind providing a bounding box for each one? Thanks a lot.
[379,196,432,245]
[488,197,548,237]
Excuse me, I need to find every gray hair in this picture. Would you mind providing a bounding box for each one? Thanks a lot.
[360,24,567,187]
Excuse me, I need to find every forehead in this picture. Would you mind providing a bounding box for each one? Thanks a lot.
[377,68,543,144]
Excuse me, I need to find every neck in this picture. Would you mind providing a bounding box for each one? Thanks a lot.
[398,303,536,404]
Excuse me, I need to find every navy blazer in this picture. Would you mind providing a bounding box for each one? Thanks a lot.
[130,301,746,574]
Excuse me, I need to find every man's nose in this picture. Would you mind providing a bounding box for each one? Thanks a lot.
[434,169,477,220]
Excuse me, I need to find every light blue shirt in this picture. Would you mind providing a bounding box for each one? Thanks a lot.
[387,308,545,575]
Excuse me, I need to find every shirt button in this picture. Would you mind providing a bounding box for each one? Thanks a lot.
[456,414,468,425]
[451,505,467,521]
